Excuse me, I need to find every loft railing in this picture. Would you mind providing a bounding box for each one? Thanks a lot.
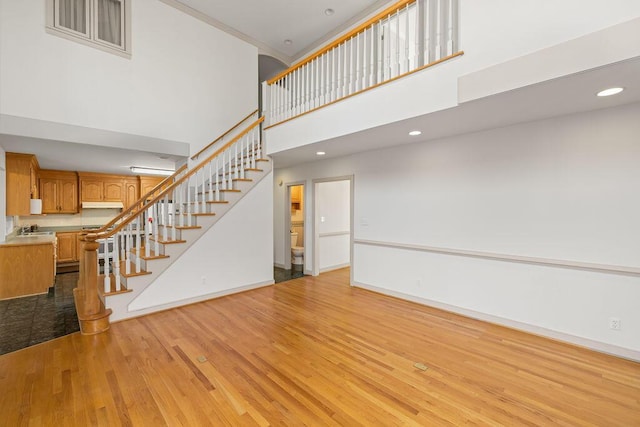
[75,117,265,334]
[263,0,461,128]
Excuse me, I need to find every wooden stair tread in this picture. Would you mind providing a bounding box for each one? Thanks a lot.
[149,238,187,244]
[130,247,170,260]
[118,261,152,278]
[207,200,229,204]
[161,225,202,230]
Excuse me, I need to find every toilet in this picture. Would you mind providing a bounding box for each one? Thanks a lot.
[290,232,304,266]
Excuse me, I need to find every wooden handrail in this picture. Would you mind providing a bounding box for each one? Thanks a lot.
[190,109,259,160]
[267,0,416,85]
[85,116,265,241]
[90,163,188,235]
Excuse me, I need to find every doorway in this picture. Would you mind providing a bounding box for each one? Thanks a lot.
[312,177,353,277]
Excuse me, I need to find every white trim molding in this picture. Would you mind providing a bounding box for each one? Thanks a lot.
[354,239,640,276]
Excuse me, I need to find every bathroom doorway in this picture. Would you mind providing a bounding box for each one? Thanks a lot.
[284,182,306,276]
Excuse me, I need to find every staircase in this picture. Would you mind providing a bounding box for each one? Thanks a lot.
[74,115,270,332]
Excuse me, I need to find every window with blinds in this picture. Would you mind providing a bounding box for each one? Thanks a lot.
[46,0,130,58]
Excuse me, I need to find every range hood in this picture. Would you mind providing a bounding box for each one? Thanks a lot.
[81,201,124,209]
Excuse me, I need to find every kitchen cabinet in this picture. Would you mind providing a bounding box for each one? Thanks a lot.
[0,241,55,299]
[79,173,125,203]
[39,170,79,214]
[139,176,166,199]
[56,232,78,263]
[123,177,140,209]
[6,153,39,216]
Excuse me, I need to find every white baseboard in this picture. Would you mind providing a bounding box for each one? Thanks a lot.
[274,262,287,269]
[352,281,640,363]
[320,262,351,274]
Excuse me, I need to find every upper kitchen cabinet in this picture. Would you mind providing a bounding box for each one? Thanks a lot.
[123,177,140,209]
[6,153,39,216]
[139,176,166,199]
[78,173,126,203]
[39,170,79,214]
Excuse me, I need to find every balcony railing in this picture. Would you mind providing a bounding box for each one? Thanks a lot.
[263,0,461,128]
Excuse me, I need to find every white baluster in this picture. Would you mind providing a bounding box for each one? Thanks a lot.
[227,149,233,190]
[162,194,169,241]
[215,157,220,201]
[135,216,141,273]
[405,5,411,72]
[145,206,151,258]
[119,231,125,263]
[170,191,176,241]
[193,171,199,215]
[208,161,213,202]
[448,0,458,54]
[103,238,110,293]
[234,142,239,181]
[113,233,120,291]
[179,182,185,228]
[153,203,159,256]
[125,222,131,275]
[395,10,400,78]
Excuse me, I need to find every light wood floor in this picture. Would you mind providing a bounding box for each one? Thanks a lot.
[1,268,639,426]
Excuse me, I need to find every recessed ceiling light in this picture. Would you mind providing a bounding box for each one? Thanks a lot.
[409,130,422,136]
[284,39,293,45]
[316,151,326,156]
[597,87,624,97]
[324,8,335,16]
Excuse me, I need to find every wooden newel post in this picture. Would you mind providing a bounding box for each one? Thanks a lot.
[73,234,112,335]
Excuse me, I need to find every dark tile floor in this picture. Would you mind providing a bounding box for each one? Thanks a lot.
[274,265,305,283]
[0,267,302,356]
[0,272,80,356]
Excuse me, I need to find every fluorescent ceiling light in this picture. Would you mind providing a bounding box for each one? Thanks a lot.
[316,151,326,156]
[130,166,174,176]
[409,130,422,136]
[597,87,624,97]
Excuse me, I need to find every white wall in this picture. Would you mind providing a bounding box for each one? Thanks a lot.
[266,3,640,154]
[273,102,640,359]
[0,0,257,154]
[316,180,351,272]
[0,145,6,242]
[129,172,273,311]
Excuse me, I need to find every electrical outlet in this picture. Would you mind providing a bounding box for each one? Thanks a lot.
[201,276,206,285]
[416,279,421,287]
[609,317,621,331]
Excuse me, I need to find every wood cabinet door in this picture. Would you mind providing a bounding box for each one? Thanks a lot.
[103,181,124,201]
[81,180,103,202]
[57,233,77,263]
[59,180,78,213]
[124,181,139,209]
[40,178,59,213]
[140,177,164,198]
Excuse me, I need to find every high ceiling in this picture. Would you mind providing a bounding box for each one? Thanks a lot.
[174,0,392,63]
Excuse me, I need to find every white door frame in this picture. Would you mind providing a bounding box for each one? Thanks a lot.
[311,175,354,282]
[284,181,305,270]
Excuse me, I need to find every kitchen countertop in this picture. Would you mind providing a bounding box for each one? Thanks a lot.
[39,225,104,232]
[1,234,57,246]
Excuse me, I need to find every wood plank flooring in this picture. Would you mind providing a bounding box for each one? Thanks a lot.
[1,268,638,426]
